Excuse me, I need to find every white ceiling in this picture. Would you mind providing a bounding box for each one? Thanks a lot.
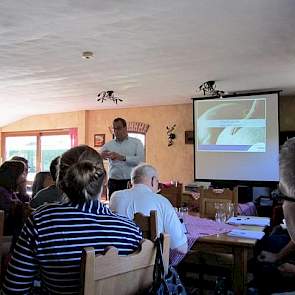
[0,0,295,127]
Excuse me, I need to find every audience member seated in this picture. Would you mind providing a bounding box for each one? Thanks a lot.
[110,163,188,254]
[252,138,295,294]
[10,156,30,202]
[2,145,142,295]
[31,171,53,198]
[30,157,61,208]
[0,160,27,236]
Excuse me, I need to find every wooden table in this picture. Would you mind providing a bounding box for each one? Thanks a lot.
[192,225,263,295]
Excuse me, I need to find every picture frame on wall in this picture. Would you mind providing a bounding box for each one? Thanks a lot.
[185,131,194,144]
[94,134,105,147]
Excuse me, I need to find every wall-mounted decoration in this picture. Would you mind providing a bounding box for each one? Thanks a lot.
[198,80,225,98]
[185,131,194,144]
[108,121,150,134]
[167,124,176,146]
[97,90,123,104]
[94,134,105,147]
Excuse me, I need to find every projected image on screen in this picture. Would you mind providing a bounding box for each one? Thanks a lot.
[197,98,266,152]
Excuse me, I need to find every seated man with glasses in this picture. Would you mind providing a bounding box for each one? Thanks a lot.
[110,163,188,253]
[252,138,295,293]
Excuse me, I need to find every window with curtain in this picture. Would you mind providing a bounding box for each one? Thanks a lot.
[2,129,77,181]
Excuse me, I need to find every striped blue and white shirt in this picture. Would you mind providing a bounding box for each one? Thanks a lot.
[2,200,142,295]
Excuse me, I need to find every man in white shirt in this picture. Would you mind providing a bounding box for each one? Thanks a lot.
[110,163,188,253]
[101,118,144,198]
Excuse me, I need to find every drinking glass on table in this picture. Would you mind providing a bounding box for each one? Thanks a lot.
[226,202,235,220]
[214,202,226,223]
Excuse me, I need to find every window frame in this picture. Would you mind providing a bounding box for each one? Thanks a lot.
[1,129,73,181]
[128,131,146,161]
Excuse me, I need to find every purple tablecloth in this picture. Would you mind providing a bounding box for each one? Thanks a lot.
[170,214,234,266]
[237,202,257,216]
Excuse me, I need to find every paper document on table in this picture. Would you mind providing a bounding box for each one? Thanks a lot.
[227,229,265,240]
[226,216,270,227]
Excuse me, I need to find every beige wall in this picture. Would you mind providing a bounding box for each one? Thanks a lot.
[1,96,294,184]
[280,96,295,131]
[87,104,194,184]
[1,110,87,144]
[0,104,194,184]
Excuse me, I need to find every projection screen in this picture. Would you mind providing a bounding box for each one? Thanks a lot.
[193,92,279,183]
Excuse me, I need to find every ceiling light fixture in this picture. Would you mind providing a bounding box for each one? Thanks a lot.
[198,80,225,98]
[97,90,123,104]
[82,51,94,59]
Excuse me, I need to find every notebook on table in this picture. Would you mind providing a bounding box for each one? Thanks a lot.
[227,229,265,240]
[226,216,270,227]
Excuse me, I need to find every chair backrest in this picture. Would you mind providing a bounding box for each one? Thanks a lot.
[199,187,238,219]
[0,210,6,277]
[0,210,4,238]
[133,210,158,241]
[80,234,170,295]
[10,201,34,225]
[160,183,183,208]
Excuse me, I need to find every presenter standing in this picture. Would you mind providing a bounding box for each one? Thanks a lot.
[101,118,144,199]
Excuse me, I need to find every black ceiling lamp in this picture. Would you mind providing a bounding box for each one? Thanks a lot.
[198,81,225,98]
[97,90,123,104]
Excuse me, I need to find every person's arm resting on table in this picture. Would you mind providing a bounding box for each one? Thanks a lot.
[164,201,188,254]
[278,262,295,274]
[258,240,295,264]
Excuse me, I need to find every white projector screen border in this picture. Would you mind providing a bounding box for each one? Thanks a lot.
[193,91,280,185]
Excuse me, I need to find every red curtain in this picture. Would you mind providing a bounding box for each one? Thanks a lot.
[69,128,78,147]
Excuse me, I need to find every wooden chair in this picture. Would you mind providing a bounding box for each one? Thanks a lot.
[180,188,236,291]
[180,188,237,292]
[133,210,158,241]
[0,210,4,238]
[0,210,13,280]
[0,210,3,278]
[0,204,34,281]
[199,187,238,219]
[10,201,34,225]
[160,182,183,208]
[80,234,170,295]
